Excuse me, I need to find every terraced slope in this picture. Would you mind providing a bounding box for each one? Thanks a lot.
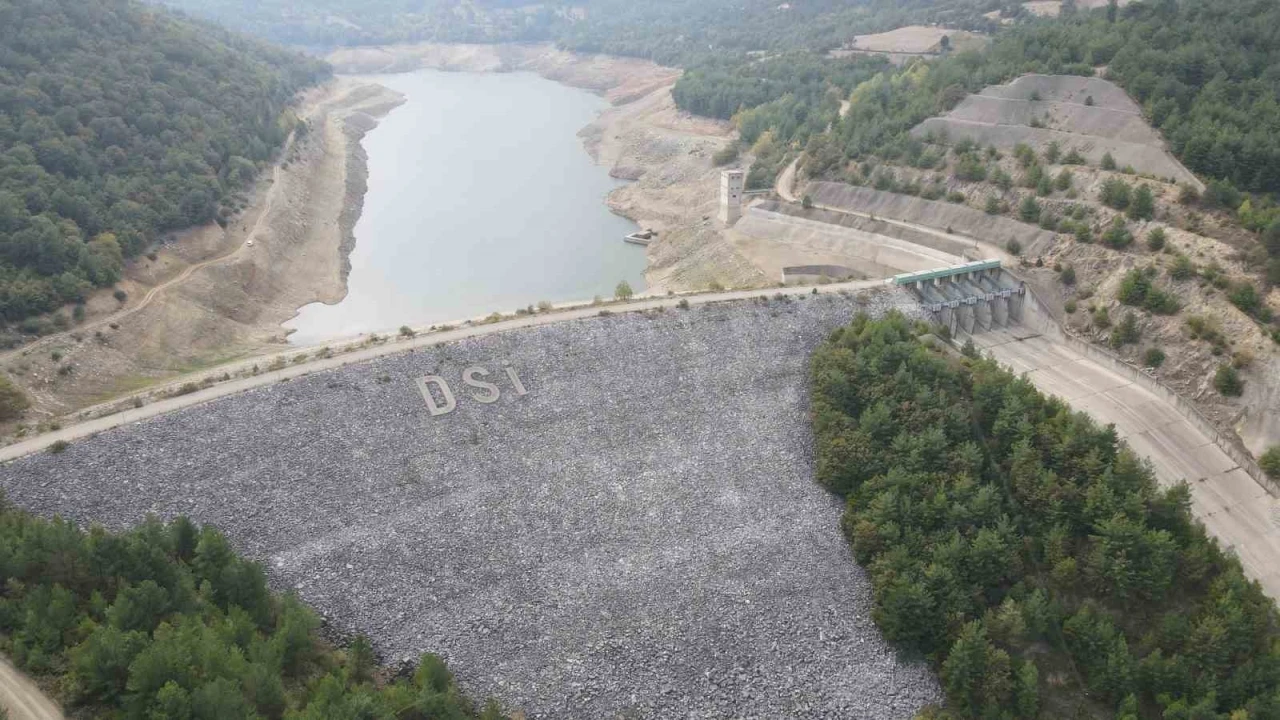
[913,74,1202,188]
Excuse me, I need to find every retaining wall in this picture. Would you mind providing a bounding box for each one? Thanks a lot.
[1017,286,1276,495]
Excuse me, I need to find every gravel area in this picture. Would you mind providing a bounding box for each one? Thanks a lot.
[0,289,940,719]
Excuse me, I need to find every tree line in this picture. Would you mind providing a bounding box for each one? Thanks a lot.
[811,313,1280,718]
[0,498,507,719]
[0,0,329,327]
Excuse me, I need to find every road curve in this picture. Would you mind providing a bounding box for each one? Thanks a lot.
[0,280,888,463]
[0,655,63,720]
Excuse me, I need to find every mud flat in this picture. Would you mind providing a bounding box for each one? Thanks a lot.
[0,291,939,719]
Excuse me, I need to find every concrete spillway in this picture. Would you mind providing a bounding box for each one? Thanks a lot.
[896,261,1024,336]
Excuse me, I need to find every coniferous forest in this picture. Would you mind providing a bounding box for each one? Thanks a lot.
[0,503,506,719]
[0,0,329,326]
[811,314,1280,719]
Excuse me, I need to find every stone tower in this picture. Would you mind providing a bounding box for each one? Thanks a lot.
[719,169,745,225]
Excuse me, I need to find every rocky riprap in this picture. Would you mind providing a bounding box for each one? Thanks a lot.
[0,289,940,719]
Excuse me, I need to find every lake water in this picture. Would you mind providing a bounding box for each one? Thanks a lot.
[286,69,646,344]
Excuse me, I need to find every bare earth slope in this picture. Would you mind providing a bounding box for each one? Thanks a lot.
[913,74,1203,189]
[2,79,404,421]
[0,293,940,719]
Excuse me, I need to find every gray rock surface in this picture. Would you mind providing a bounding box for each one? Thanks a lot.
[0,290,941,719]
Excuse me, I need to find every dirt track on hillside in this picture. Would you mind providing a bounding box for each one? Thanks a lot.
[1,79,403,424]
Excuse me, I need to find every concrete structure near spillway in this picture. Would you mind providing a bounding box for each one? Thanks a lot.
[894,259,1026,336]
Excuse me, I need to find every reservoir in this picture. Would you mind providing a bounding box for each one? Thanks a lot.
[286,69,646,344]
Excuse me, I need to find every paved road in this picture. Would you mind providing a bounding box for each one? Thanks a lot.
[0,280,885,462]
[974,327,1280,597]
[0,656,63,720]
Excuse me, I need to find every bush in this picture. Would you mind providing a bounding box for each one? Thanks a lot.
[1109,312,1141,348]
[1145,227,1166,251]
[399,325,415,338]
[1214,364,1244,396]
[1065,299,1078,314]
[1261,446,1280,478]
[1128,184,1155,221]
[0,374,28,421]
[947,191,967,203]
[47,440,70,454]
[1101,217,1133,249]
[1117,269,1180,314]
[1060,266,1076,285]
[113,289,128,303]
[1228,282,1262,317]
[801,194,814,209]
[1018,197,1041,223]
[1101,152,1117,170]
[1170,254,1195,280]
[985,196,1003,215]
[1006,239,1022,256]
[1144,347,1166,368]
[1099,178,1132,210]
[712,143,740,166]
[614,280,634,300]
[1093,306,1111,328]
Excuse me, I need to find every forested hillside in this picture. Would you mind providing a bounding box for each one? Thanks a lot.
[0,502,506,718]
[813,314,1280,719]
[0,0,329,326]
[154,0,1005,54]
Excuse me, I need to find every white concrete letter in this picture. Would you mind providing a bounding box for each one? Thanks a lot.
[463,366,501,404]
[416,376,457,416]
[504,366,528,396]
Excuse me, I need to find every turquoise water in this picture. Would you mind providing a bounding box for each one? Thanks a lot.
[286,69,645,344]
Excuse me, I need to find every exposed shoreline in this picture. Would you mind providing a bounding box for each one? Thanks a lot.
[327,42,764,293]
[0,42,755,426]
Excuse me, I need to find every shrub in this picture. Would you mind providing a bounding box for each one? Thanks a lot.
[1074,224,1094,243]
[1109,312,1140,348]
[947,191,967,203]
[1019,197,1041,223]
[1214,364,1244,396]
[985,196,1003,215]
[47,440,70,454]
[537,300,554,312]
[1044,141,1060,163]
[677,298,690,310]
[0,374,28,421]
[712,143,739,166]
[1144,347,1166,368]
[1054,170,1073,192]
[1178,184,1201,206]
[1228,282,1262,317]
[1006,239,1023,256]
[399,326,415,338]
[1261,446,1280,479]
[1065,299,1078,314]
[801,194,814,209]
[1101,152,1116,170]
[1170,254,1195,280]
[1146,227,1166,251]
[1063,149,1086,165]
[1099,178,1132,210]
[614,280,634,300]
[1101,217,1133,249]
[1093,306,1111,328]
[113,289,128,303]
[1128,184,1155,221]
[1117,269,1180,314]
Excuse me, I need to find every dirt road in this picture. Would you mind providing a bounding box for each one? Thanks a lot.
[0,656,63,720]
[0,135,295,374]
